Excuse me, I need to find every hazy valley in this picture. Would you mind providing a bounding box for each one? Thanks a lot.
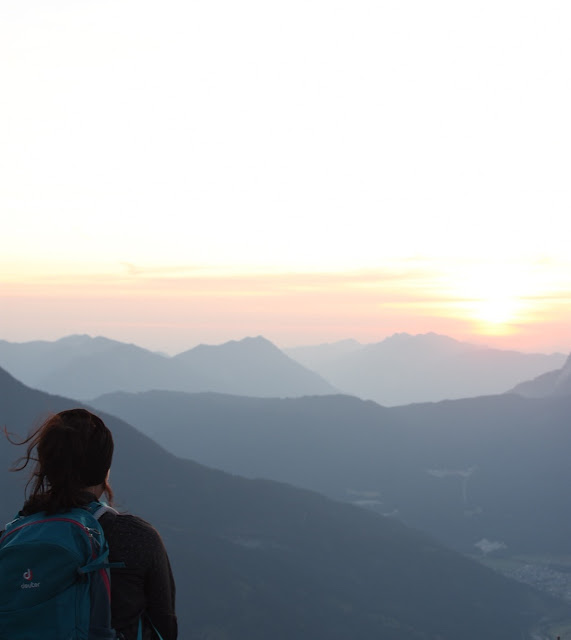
[2,333,571,638]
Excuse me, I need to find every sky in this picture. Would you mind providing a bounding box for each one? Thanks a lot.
[1,0,570,354]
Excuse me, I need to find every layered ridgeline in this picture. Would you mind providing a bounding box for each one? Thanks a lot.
[1,369,567,639]
[91,390,571,558]
[0,335,336,399]
[285,333,566,405]
[509,354,571,398]
[0,333,565,406]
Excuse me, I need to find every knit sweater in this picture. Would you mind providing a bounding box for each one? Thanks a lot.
[99,511,178,640]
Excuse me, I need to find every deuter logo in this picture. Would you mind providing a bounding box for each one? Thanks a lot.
[21,568,40,589]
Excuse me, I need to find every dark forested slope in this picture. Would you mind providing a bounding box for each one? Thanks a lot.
[1,368,565,639]
[91,389,571,555]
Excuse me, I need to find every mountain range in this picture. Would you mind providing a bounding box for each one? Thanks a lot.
[90,389,571,559]
[285,332,567,405]
[0,332,566,406]
[0,335,336,400]
[1,367,568,638]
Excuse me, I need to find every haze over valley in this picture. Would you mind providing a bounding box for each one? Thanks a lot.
[2,360,571,639]
[2,331,571,637]
[89,387,571,558]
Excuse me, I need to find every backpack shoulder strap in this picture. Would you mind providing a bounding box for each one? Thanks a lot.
[80,502,125,571]
[91,503,121,545]
[84,501,120,521]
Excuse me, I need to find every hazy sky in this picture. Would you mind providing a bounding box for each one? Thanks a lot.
[1,1,570,354]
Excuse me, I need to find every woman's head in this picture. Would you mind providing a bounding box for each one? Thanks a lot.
[10,408,114,514]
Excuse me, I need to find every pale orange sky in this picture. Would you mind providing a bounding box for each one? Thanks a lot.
[1,261,570,354]
[1,1,570,354]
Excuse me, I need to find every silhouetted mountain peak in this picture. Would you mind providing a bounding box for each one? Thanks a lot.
[0,335,335,399]
[170,336,337,396]
[46,334,115,350]
[355,332,478,366]
[178,335,278,359]
[217,335,278,353]
[57,334,149,353]
[56,334,95,344]
[286,333,565,405]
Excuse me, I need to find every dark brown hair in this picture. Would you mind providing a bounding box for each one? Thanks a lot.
[9,408,114,514]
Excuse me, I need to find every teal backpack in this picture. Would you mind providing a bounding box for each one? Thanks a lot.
[0,502,122,640]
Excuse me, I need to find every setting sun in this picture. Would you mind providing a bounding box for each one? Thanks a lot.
[443,261,540,339]
[474,297,522,333]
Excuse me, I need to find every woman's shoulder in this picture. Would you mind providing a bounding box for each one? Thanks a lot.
[101,509,155,531]
[99,510,166,546]
[100,510,169,567]
[108,511,155,529]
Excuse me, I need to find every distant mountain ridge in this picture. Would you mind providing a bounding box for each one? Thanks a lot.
[0,335,336,400]
[1,367,562,639]
[1,332,566,406]
[285,332,566,405]
[509,353,571,398]
[91,388,571,557]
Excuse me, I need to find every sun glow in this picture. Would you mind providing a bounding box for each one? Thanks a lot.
[474,297,523,334]
[448,262,537,336]
[477,298,516,325]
